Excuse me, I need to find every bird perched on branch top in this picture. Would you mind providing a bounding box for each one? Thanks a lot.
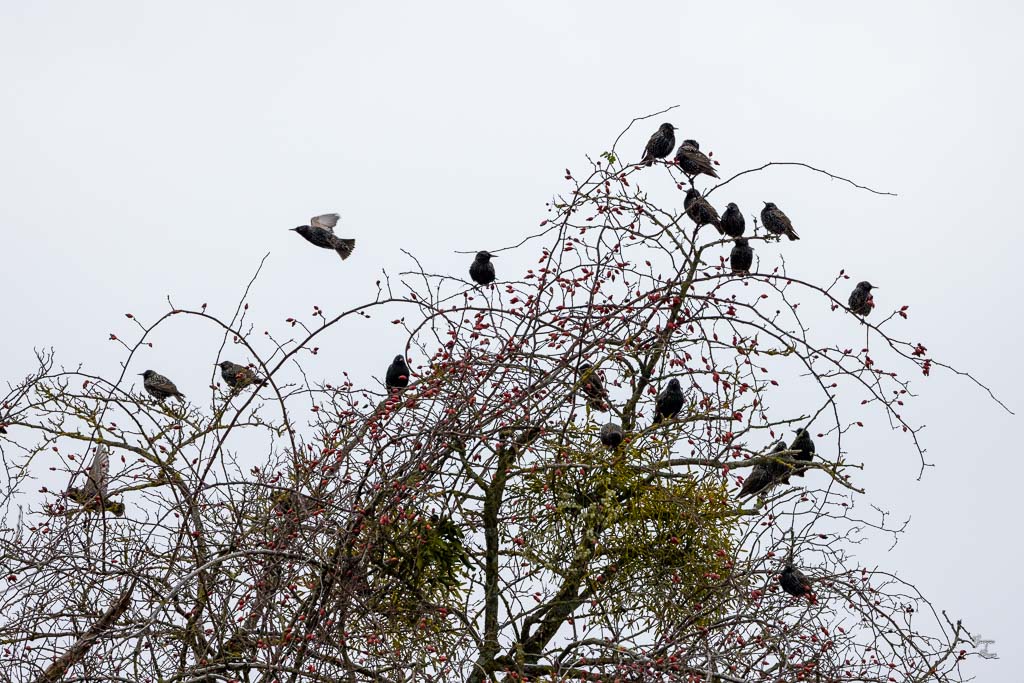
[291,213,356,261]
[721,203,746,238]
[760,202,799,241]
[386,355,410,390]
[140,370,185,401]
[789,428,815,477]
[674,139,719,180]
[600,422,624,449]
[652,378,685,424]
[684,188,723,234]
[218,361,261,390]
[67,444,125,516]
[469,251,497,286]
[640,123,677,166]
[848,281,876,317]
[779,563,814,600]
[578,363,609,412]
[730,238,753,275]
[738,440,792,498]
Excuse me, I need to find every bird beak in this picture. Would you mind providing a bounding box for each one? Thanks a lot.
[763,201,769,206]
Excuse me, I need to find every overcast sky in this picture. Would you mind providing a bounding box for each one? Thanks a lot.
[1,1,1021,679]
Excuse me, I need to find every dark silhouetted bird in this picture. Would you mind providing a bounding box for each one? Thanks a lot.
[739,440,792,497]
[684,188,723,233]
[290,213,356,261]
[385,355,410,390]
[641,123,677,166]
[779,563,813,598]
[730,238,754,275]
[790,428,815,477]
[218,361,261,390]
[761,202,799,241]
[652,378,685,424]
[674,139,719,180]
[600,422,624,449]
[67,445,125,516]
[140,370,185,401]
[721,203,745,238]
[469,251,497,286]
[578,363,609,412]
[848,281,876,317]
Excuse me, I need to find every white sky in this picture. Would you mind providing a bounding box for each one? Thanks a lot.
[1,1,1021,679]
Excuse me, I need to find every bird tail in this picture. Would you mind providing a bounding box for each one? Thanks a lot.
[175,391,186,401]
[713,220,725,235]
[786,228,800,241]
[333,239,356,260]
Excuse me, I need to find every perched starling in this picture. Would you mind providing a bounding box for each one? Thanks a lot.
[738,440,792,497]
[140,370,185,401]
[789,428,815,477]
[848,281,876,317]
[779,564,813,598]
[599,422,624,449]
[578,363,609,412]
[67,445,125,516]
[218,361,261,390]
[674,139,719,179]
[385,355,410,390]
[652,378,685,424]
[641,122,677,166]
[730,238,754,275]
[721,202,746,238]
[290,213,356,261]
[760,202,799,241]
[684,188,723,234]
[469,251,497,286]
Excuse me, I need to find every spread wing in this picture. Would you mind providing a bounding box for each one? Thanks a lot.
[82,444,110,500]
[311,213,340,232]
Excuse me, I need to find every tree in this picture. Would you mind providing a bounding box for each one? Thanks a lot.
[0,110,1004,682]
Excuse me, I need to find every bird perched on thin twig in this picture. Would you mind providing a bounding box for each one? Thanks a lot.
[721,203,745,238]
[290,213,356,261]
[760,202,799,241]
[67,445,125,516]
[140,370,185,402]
[779,563,815,601]
[684,188,723,233]
[848,281,876,317]
[578,363,609,412]
[730,238,753,275]
[600,422,624,449]
[789,428,815,477]
[652,378,685,424]
[469,251,497,286]
[385,355,410,391]
[640,123,677,166]
[738,440,792,498]
[218,361,262,390]
[674,139,719,180]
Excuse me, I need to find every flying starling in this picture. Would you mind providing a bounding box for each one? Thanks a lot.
[790,428,815,477]
[641,123,677,166]
[578,363,609,412]
[67,444,125,516]
[290,213,356,261]
[218,361,261,390]
[684,188,723,233]
[599,422,624,449]
[385,355,410,390]
[848,281,876,316]
[140,370,185,401]
[674,139,719,180]
[730,238,754,275]
[738,440,792,497]
[779,563,813,598]
[469,251,497,286]
[760,202,799,241]
[652,378,685,424]
[721,203,745,238]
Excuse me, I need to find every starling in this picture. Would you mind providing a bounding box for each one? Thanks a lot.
[640,122,677,166]
[789,428,815,477]
[290,213,356,261]
[469,251,497,286]
[721,202,746,238]
[67,445,125,516]
[599,422,624,449]
[684,188,723,234]
[218,361,261,390]
[140,370,185,401]
[674,139,719,180]
[385,355,410,390]
[760,202,799,241]
[578,363,609,412]
[848,281,876,317]
[652,378,685,424]
[730,238,754,275]
[738,440,792,497]
[779,563,813,598]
